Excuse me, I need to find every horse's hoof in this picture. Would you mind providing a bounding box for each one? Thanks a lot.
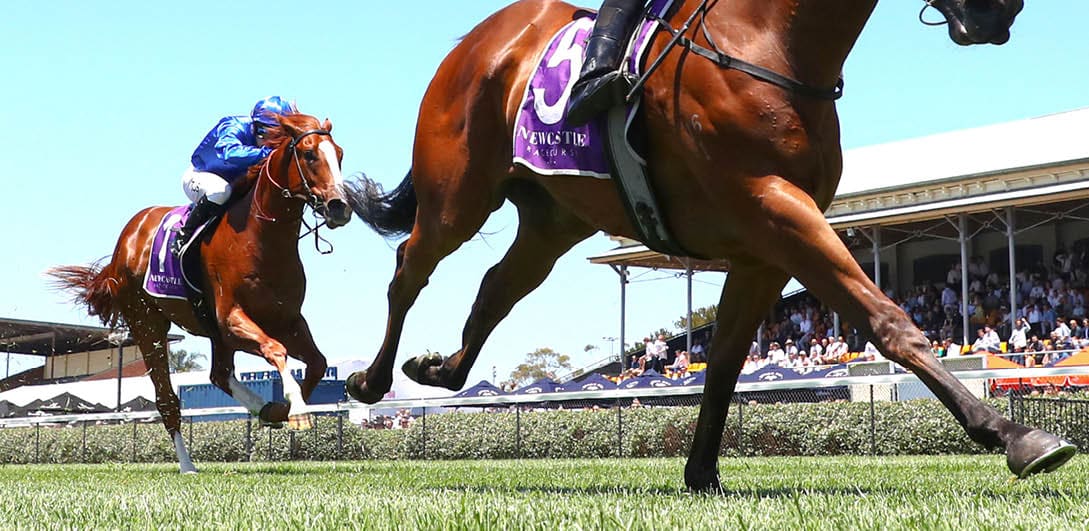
[345,371,386,404]
[1007,429,1077,479]
[684,466,722,493]
[259,402,290,426]
[287,413,315,431]
[402,352,444,384]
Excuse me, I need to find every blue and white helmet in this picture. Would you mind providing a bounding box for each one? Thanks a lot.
[251,96,298,127]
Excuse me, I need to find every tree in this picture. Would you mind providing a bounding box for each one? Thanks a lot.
[506,347,571,387]
[674,304,718,331]
[169,348,206,373]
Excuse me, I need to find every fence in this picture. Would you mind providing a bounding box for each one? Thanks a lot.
[0,365,1087,464]
[1010,393,1089,449]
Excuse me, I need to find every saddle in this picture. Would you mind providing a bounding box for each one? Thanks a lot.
[144,205,222,336]
[512,0,699,257]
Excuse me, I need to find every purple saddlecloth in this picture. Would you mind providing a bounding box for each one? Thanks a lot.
[143,206,190,299]
[512,0,674,177]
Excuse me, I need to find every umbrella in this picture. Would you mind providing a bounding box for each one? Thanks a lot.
[119,396,157,412]
[559,373,617,392]
[32,392,108,414]
[513,377,559,395]
[452,380,506,399]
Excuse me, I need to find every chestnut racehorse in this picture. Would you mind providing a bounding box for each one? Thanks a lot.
[49,113,351,473]
[346,0,1076,489]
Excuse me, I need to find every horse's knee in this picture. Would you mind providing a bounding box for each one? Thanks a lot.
[260,342,288,367]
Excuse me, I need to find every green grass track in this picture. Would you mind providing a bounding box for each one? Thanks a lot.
[0,455,1085,530]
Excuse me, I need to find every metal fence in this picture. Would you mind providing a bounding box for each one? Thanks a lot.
[1,365,1087,464]
[1010,393,1089,449]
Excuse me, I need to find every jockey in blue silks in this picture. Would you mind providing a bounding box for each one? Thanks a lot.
[173,96,298,255]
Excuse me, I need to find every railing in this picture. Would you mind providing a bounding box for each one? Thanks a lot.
[1,365,1086,464]
[1010,393,1089,449]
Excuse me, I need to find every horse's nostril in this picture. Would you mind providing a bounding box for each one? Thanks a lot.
[325,199,351,226]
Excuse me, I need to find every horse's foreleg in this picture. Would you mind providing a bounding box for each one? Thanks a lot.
[226,308,313,430]
[207,340,272,420]
[278,315,328,401]
[684,262,788,492]
[128,310,197,473]
[347,167,497,404]
[753,179,1075,478]
[405,188,595,391]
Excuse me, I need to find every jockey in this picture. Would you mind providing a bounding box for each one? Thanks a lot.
[565,0,647,126]
[173,96,298,255]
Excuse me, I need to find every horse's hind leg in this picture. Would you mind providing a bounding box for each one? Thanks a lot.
[124,302,197,473]
[403,182,595,391]
[346,163,500,404]
[279,315,329,401]
[684,262,788,492]
[751,180,1075,478]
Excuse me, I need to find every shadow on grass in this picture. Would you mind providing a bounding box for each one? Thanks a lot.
[425,482,1082,499]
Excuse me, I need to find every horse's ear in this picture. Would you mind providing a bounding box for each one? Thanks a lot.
[323,118,333,133]
[276,114,302,137]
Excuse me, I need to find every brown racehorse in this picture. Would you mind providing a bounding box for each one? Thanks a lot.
[49,113,351,473]
[345,0,1076,490]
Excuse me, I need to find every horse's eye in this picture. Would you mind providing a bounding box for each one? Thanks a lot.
[304,151,318,163]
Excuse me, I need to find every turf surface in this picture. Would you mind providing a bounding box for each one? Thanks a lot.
[0,455,1084,529]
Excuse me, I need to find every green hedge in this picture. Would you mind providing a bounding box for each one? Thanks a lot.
[1,397,1084,464]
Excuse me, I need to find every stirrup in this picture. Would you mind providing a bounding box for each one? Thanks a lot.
[566,70,636,126]
[171,233,189,257]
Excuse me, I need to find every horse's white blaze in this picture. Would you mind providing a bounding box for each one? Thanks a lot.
[229,376,266,415]
[280,366,307,416]
[318,140,343,185]
[173,432,198,474]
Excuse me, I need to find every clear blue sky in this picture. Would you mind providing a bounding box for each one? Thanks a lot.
[2,1,1087,386]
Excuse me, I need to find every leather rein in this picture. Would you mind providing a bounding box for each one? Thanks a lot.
[254,128,335,254]
[631,0,946,103]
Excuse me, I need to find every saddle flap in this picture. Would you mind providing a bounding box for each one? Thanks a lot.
[144,206,213,299]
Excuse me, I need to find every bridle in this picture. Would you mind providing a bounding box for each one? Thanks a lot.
[634,0,952,103]
[919,0,950,26]
[254,128,337,254]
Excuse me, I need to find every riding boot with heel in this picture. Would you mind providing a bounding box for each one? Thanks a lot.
[565,0,646,127]
[172,197,223,257]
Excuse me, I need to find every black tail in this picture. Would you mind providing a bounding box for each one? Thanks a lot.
[344,170,417,239]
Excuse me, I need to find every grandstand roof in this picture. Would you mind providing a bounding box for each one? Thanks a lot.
[589,108,1089,269]
[0,317,182,356]
[587,243,730,271]
[837,107,1089,197]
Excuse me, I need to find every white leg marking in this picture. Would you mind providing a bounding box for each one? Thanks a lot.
[228,377,266,415]
[173,432,198,474]
[280,366,307,416]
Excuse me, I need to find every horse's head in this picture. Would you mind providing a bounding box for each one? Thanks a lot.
[926,0,1023,45]
[276,114,353,229]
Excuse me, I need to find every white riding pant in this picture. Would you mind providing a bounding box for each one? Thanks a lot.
[182,166,232,205]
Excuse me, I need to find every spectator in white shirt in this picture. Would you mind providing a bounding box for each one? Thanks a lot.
[767,342,787,366]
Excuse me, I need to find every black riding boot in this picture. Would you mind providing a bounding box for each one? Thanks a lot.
[172,197,223,257]
[565,0,646,127]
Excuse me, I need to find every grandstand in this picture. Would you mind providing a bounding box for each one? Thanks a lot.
[0,317,185,413]
[588,108,1089,371]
